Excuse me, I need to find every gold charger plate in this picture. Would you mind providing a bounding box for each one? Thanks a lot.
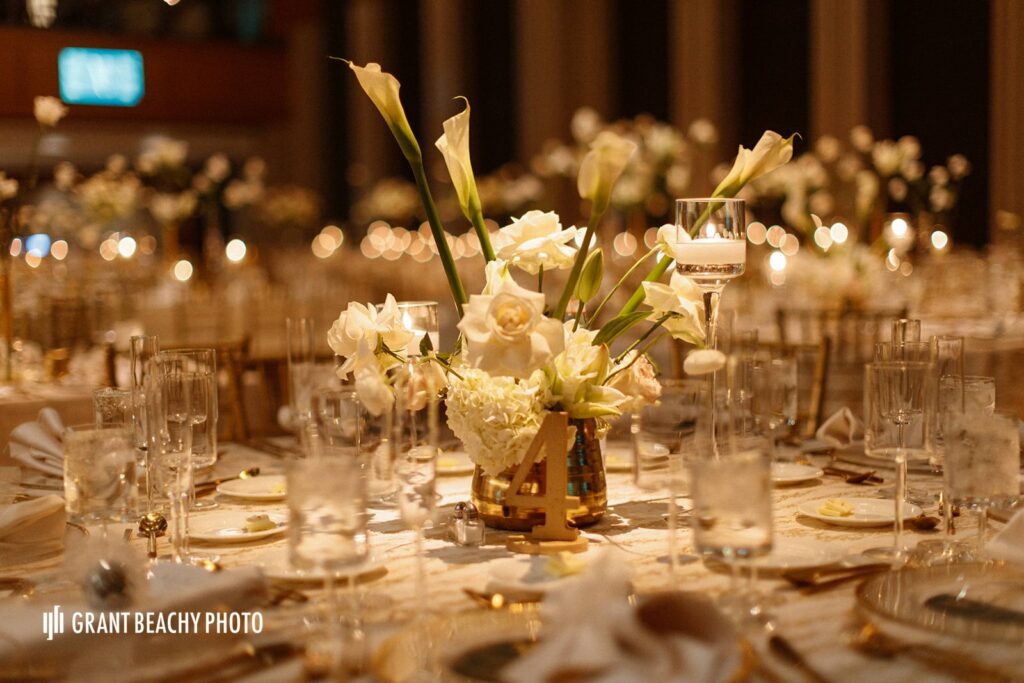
[373,604,756,682]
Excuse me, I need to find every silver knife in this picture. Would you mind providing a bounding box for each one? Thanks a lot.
[925,593,1024,625]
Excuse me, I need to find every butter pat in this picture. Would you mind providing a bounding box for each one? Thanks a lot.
[818,498,854,517]
[245,514,276,533]
[545,551,587,578]
[271,482,286,495]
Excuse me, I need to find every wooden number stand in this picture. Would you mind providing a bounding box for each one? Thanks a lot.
[505,412,589,555]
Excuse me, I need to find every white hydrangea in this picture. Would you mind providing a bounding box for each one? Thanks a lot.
[445,368,549,475]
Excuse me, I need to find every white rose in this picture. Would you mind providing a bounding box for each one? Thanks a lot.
[641,271,705,345]
[354,363,394,417]
[402,359,448,412]
[714,130,795,196]
[328,293,415,373]
[608,350,662,413]
[33,96,67,127]
[457,279,564,379]
[684,349,726,376]
[492,210,578,275]
[482,258,514,295]
[548,324,625,419]
[577,131,638,213]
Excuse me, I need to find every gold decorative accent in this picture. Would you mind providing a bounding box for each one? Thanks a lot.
[471,416,606,531]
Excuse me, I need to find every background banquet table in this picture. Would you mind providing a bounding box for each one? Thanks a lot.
[5,440,1014,681]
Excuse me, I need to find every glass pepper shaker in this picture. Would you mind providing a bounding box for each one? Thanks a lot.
[449,501,485,546]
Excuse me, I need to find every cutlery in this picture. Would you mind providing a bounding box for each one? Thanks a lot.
[463,587,541,609]
[850,623,1016,682]
[194,467,261,493]
[782,563,890,592]
[768,634,833,683]
[122,528,133,543]
[138,512,168,559]
[924,593,1024,625]
[905,514,940,531]
[822,466,883,484]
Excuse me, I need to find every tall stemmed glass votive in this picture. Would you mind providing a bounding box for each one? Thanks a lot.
[378,301,440,357]
[632,379,704,580]
[288,424,370,675]
[864,360,932,563]
[392,359,441,619]
[674,199,746,443]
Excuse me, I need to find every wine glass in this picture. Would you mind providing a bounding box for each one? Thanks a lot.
[864,360,932,563]
[392,359,441,618]
[288,424,370,675]
[631,379,704,580]
[674,198,746,445]
[749,352,798,460]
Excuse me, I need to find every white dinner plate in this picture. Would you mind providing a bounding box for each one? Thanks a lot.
[798,497,922,527]
[771,462,824,486]
[437,451,475,476]
[262,556,386,584]
[486,556,584,595]
[603,443,634,473]
[217,474,287,501]
[189,511,287,542]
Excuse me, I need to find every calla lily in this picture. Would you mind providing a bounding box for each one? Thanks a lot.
[347,62,420,161]
[577,131,638,215]
[713,131,795,197]
[436,98,481,222]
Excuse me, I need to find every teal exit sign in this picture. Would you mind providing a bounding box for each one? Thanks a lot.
[58,47,145,107]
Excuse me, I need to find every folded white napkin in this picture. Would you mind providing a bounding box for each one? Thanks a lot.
[505,552,741,682]
[987,508,1024,564]
[0,494,65,567]
[815,407,864,450]
[9,408,65,478]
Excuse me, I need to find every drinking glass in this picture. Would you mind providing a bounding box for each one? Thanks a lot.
[288,428,370,674]
[690,437,773,619]
[940,375,996,416]
[92,387,133,428]
[63,424,138,525]
[287,317,317,434]
[159,349,218,511]
[674,198,746,446]
[145,360,193,563]
[864,360,932,563]
[749,353,798,459]
[314,388,365,456]
[944,410,1021,554]
[891,319,922,346]
[632,379,703,579]
[378,301,439,356]
[929,335,964,554]
[130,335,159,510]
[392,360,441,617]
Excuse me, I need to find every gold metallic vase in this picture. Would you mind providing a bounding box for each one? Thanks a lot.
[470,417,607,531]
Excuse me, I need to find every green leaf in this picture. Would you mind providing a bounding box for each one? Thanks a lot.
[419,332,434,356]
[593,311,650,346]
[576,248,604,303]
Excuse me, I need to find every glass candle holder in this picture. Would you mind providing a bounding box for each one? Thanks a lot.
[380,301,439,356]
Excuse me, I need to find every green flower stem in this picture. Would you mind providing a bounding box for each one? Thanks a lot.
[589,247,658,323]
[572,299,586,332]
[616,314,671,362]
[537,265,544,293]
[604,330,667,385]
[469,210,496,263]
[616,256,673,317]
[410,161,467,317]
[554,209,603,320]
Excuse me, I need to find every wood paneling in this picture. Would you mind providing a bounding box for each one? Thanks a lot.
[0,26,287,124]
[991,0,1024,235]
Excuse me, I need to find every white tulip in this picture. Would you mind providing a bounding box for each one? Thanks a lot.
[493,210,578,275]
[457,279,564,379]
[33,96,67,127]
[641,271,704,345]
[577,131,638,214]
[683,349,726,376]
[714,130,795,196]
[435,98,481,221]
[347,62,419,160]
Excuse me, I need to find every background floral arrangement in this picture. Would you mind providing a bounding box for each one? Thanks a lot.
[328,61,794,474]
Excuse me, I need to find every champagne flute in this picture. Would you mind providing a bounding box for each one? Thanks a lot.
[674,198,746,446]
[130,335,159,511]
[287,317,317,441]
[166,349,218,510]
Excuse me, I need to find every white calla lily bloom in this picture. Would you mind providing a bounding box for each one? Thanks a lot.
[577,131,638,213]
[714,130,795,196]
[458,279,564,379]
[493,210,578,275]
[641,271,705,345]
[347,62,419,159]
[435,99,481,221]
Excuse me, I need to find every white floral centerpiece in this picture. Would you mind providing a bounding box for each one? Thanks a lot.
[330,62,793,518]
